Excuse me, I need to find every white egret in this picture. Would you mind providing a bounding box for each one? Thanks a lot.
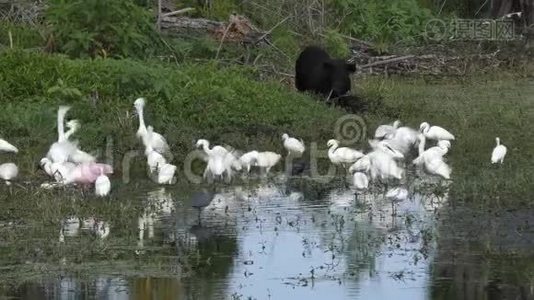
[0,139,18,153]
[375,120,401,139]
[413,140,451,166]
[196,139,232,182]
[419,122,455,141]
[134,98,170,156]
[383,126,424,156]
[255,151,282,174]
[223,149,243,179]
[349,155,371,173]
[157,163,177,184]
[424,158,451,179]
[368,139,404,160]
[95,174,111,197]
[239,151,258,173]
[327,139,364,168]
[491,137,507,164]
[40,157,55,177]
[352,172,369,190]
[144,126,167,173]
[47,105,73,163]
[47,106,95,164]
[0,163,18,185]
[367,150,404,181]
[282,133,305,157]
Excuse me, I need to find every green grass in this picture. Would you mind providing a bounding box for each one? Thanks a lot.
[0,49,346,179]
[359,75,534,205]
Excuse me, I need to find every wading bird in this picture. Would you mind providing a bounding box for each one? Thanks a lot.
[282,133,305,157]
[327,139,364,169]
[419,122,455,141]
[134,97,170,157]
[491,137,507,164]
[375,120,401,140]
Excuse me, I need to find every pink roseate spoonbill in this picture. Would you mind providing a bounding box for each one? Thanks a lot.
[54,162,112,185]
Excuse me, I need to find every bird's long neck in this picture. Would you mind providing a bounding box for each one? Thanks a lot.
[417,134,426,155]
[57,111,67,142]
[328,143,338,154]
[136,105,146,133]
[496,138,500,146]
[202,142,212,155]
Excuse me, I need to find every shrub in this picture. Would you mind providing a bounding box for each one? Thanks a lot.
[45,0,158,58]
[328,0,433,46]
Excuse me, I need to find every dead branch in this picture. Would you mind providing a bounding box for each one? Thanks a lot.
[358,55,415,69]
[161,7,195,18]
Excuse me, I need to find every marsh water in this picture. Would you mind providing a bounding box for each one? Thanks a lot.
[1,173,534,300]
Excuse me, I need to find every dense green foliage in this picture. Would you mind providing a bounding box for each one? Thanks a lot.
[330,0,433,47]
[45,0,158,58]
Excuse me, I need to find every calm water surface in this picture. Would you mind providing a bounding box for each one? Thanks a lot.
[1,174,533,300]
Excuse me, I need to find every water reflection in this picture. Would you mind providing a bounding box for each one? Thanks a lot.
[4,176,534,300]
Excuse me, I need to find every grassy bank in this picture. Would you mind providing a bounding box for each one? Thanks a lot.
[1,49,533,204]
[0,50,347,179]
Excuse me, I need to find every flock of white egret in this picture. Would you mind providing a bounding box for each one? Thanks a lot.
[0,97,508,199]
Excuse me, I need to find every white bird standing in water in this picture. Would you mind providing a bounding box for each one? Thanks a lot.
[143,126,167,173]
[282,133,305,157]
[419,122,455,141]
[94,173,111,197]
[0,163,18,185]
[239,151,258,173]
[368,139,404,160]
[413,140,451,180]
[383,125,425,156]
[46,106,95,164]
[157,163,177,184]
[196,139,234,182]
[254,151,282,174]
[134,98,170,157]
[327,139,364,168]
[0,139,19,184]
[491,137,507,164]
[352,172,369,190]
[375,120,401,140]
